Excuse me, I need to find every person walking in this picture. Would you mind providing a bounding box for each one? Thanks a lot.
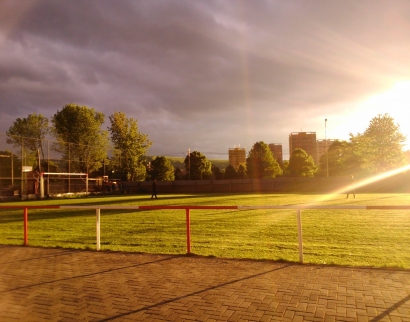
[346,175,356,198]
[151,179,158,199]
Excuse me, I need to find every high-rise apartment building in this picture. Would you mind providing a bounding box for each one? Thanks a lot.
[316,139,335,164]
[228,147,246,169]
[268,143,283,165]
[289,132,318,164]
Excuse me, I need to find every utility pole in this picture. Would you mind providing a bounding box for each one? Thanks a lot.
[188,148,190,180]
[325,119,329,177]
[11,152,13,186]
[21,136,23,199]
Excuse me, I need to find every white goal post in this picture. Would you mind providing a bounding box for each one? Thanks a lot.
[40,172,88,198]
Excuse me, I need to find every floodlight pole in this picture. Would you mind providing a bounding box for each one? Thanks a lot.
[38,149,43,198]
[11,153,13,186]
[325,119,329,177]
[188,148,190,180]
[21,137,24,199]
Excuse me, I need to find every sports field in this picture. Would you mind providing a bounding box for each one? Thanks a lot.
[1,193,409,269]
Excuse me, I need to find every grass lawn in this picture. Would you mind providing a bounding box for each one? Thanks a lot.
[1,193,410,268]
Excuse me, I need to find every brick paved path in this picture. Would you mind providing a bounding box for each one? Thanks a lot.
[0,245,409,322]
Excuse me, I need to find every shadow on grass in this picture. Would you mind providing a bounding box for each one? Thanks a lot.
[0,194,203,223]
[1,193,403,224]
[0,208,100,224]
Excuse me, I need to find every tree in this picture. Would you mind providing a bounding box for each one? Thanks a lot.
[224,164,237,179]
[6,113,50,164]
[174,167,184,180]
[237,163,246,179]
[148,156,175,181]
[318,140,361,176]
[246,141,282,179]
[212,165,223,180]
[51,104,109,173]
[350,114,406,174]
[184,151,212,180]
[288,148,318,177]
[282,160,289,176]
[108,111,152,181]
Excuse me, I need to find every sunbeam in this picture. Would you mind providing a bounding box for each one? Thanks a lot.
[312,164,410,203]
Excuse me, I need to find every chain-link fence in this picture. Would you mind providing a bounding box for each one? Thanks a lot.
[0,132,122,196]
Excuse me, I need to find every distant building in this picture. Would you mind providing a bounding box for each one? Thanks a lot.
[289,132,317,164]
[316,139,336,164]
[228,147,246,169]
[268,143,283,165]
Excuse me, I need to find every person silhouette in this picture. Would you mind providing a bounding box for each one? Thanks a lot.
[151,179,158,199]
[346,175,355,199]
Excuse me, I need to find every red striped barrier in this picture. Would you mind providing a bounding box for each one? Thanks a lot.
[1,204,410,262]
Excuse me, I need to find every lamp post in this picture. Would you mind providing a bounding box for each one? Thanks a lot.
[11,153,13,186]
[188,148,190,180]
[325,119,329,177]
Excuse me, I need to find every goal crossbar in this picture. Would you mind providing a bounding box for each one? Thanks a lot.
[41,172,88,176]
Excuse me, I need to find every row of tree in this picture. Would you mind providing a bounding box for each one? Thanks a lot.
[5,106,407,182]
[175,143,315,181]
[6,104,152,181]
[316,114,406,177]
[172,114,407,180]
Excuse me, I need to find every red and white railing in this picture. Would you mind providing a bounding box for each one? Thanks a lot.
[1,204,410,263]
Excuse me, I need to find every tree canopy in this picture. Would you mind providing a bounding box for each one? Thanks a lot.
[318,114,406,176]
[108,111,152,181]
[287,148,317,177]
[349,113,405,174]
[51,104,109,173]
[318,140,361,177]
[224,164,237,180]
[212,165,223,180]
[174,167,184,180]
[184,151,212,180]
[148,156,175,181]
[246,141,282,179]
[6,113,50,162]
[237,163,246,179]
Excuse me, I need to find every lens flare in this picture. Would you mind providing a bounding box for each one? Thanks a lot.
[313,164,410,203]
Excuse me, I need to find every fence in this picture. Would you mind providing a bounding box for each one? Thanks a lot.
[0,132,120,194]
[122,170,410,194]
[122,178,350,194]
[1,204,409,264]
[3,132,410,196]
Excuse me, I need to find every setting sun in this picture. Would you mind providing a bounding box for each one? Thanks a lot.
[360,81,410,148]
[328,81,410,150]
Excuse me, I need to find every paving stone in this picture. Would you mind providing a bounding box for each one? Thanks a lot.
[0,245,410,321]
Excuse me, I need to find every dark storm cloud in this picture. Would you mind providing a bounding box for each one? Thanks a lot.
[1,0,410,158]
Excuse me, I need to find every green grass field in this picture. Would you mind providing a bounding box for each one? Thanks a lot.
[1,193,410,269]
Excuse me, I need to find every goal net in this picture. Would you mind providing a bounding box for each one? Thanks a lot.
[40,172,88,197]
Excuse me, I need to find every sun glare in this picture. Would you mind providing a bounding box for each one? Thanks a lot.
[326,81,410,148]
[311,163,410,204]
[360,81,410,148]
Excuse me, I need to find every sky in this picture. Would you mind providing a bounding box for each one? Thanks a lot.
[1,0,410,160]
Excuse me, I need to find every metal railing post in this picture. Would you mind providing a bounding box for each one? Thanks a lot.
[186,208,191,254]
[96,208,101,251]
[296,209,303,263]
[23,207,28,246]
